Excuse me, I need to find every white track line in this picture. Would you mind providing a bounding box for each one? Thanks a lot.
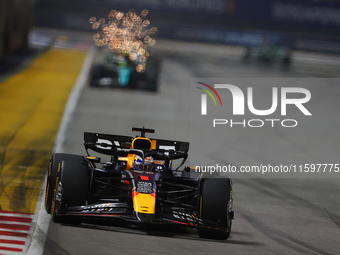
[0,222,31,226]
[0,228,29,234]
[24,46,96,255]
[0,242,25,249]
[0,236,27,241]
[0,213,33,218]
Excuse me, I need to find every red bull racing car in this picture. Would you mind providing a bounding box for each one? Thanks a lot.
[45,127,234,239]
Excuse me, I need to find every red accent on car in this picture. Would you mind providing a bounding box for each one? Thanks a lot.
[132,191,140,198]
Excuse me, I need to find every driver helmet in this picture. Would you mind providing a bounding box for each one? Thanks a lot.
[133,155,155,172]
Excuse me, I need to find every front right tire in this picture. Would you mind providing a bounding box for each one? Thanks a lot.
[198,177,233,240]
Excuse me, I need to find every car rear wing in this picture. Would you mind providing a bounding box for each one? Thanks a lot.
[140,138,189,170]
[84,132,189,168]
[150,138,189,168]
[84,132,133,156]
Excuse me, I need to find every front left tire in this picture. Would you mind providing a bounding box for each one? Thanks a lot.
[50,158,89,224]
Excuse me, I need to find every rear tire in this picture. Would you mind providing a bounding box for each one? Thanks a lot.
[51,158,89,224]
[146,58,160,92]
[198,177,233,240]
[91,65,103,79]
[45,153,82,214]
[89,65,103,87]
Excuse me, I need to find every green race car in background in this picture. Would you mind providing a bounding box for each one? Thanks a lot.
[89,52,161,91]
[243,46,292,68]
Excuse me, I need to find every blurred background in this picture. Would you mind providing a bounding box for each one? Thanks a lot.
[34,0,340,54]
[1,1,340,255]
[2,0,340,57]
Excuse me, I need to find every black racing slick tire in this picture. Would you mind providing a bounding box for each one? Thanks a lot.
[198,177,233,240]
[89,65,104,87]
[90,65,102,80]
[51,158,89,224]
[45,153,82,214]
[146,59,160,92]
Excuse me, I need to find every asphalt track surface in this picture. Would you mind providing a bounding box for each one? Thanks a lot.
[39,39,340,255]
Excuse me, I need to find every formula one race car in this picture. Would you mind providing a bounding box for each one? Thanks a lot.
[45,127,234,239]
[89,53,161,91]
[243,46,291,68]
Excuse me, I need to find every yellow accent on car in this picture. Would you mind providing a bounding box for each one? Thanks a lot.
[125,154,137,170]
[133,193,156,214]
[131,137,152,150]
[51,163,61,217]
[151,139,157,150]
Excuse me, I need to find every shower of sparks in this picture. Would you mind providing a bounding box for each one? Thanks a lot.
[89,9,157,72]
